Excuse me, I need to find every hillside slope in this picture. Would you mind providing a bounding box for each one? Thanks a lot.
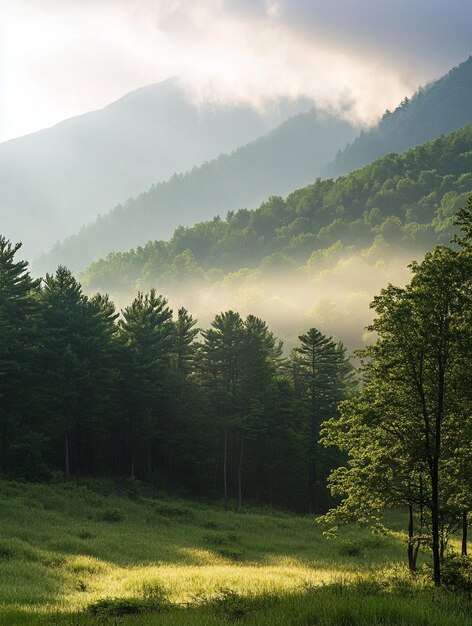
[82,126,472,293]
[326,55,472,177]
[36,110,358,273]
[0,79,311,257]
[77,127,472,348]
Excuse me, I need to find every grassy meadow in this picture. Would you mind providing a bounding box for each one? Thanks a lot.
[0,480,469,625]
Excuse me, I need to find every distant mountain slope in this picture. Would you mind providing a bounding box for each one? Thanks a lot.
[81,126,472,295]
[0,78,310,257]
[326,56,472,177]
[36,110,358,273]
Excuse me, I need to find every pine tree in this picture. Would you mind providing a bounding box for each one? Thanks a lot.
[0,237,40,474]
[293,328,354,513]
[201,311,245,509]
[119,289,174,478]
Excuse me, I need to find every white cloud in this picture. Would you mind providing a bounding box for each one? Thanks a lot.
[1,0,470,142]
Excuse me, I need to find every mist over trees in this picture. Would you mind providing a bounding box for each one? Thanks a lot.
[77,126,472,307]
[36,109,357,274]
[2,193,472,586]
[37,55,472,277]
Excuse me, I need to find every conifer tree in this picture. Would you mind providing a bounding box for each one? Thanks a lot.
[119,289,174,477]
[0,237,40,473]
[293,328,354,513]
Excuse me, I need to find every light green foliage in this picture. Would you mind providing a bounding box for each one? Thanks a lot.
[320,208,472,584]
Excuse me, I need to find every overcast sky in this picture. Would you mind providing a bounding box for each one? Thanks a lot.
[1,0,471,143]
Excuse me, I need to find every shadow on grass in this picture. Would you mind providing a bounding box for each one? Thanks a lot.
[3,578,472,626]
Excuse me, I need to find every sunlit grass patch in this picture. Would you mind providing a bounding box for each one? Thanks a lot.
[0,479,466,625]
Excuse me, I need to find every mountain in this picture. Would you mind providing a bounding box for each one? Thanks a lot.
[82,125,472,293]
[326,55,472,177]
[78,126,472,348]
[36,109,358,273]
[0,78,311,257]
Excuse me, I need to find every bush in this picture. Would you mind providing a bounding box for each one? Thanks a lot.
[195,589,277,621]
[338,540,362,557]
[154,502,195,520]
[125,476,141,500]
[441,555,472,593]
[100,509,123,523]
[77,530,94,540]
[87,589,169,618]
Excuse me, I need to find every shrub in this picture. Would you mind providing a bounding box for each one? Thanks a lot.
[218,548,246,561]
[441,555,472,593]
[87,593,168,618]
[78,530,94,540]
[100,509,123,523]
[195,589,276,621]
[125,476,141,500]
[338,540,362,557]
[154,502,195,520]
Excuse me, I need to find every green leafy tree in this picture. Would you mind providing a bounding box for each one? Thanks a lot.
[322,237,472,585]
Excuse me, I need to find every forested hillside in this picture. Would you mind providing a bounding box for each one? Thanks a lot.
[82,126,472,295]
[0,78,313,258]
[326,55,472,176]
[36,110,358,273]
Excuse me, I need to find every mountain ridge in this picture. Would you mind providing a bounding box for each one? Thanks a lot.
[35,108,358,273]
[0,78,312,257]
[325,55,472,177]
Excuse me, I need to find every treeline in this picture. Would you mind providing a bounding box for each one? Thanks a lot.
[0,236,354,512]
[81,126,472,295]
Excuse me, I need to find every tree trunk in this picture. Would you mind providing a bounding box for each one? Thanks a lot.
[1,421,7,471]
[431,459,441,586]
[223,424,228,511]
[462,510,468,557]
[237,435,244,511]
[75,420,81,486]
[64,428,70,480]
[309,413,317,514]
[407,503,417,573]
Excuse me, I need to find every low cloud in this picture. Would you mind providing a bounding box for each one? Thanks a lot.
[1,0,471,140]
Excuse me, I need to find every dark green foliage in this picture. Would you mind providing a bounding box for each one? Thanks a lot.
[100,509,123,523]
[441,556,472,593]
[292,329,354,513]
[0,237,41,476]
[81,126,472,294]
[0,237,352,512]
[87,592,168,617]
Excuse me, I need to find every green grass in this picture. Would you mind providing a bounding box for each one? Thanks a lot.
[0,480,468,625]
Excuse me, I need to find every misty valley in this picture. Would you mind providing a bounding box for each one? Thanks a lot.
[1,14,472,625]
